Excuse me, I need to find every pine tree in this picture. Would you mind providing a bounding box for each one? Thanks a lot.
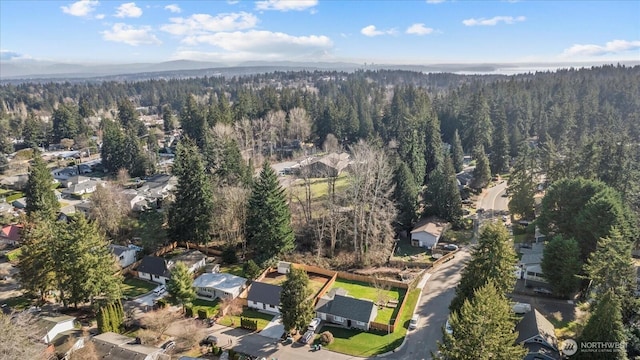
[17,216,56,300]
[162,105,175,132]
[51,104,81,143]
[541,235,582,298]
[246,161,295,264]
[462,92,492,151]
[450,222,518,313]
[424,154,463,225]
[180,95,207,148]
[577,290,628,360]
[424,109,444,183]
[438,281,526,360]
[507,143,537,220]
[280,268,314,332]
[393,161,420,231]
[490,104,510,174]
[167,262,196,311]
[100,119,126,174]
[24,154,59,218]
[168,138,215,245]
[217,92,233,125]
[451,129,464,173]
[471,145,491,189]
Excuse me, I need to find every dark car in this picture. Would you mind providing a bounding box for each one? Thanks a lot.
[200,334,218,346]
[533,287,553,296]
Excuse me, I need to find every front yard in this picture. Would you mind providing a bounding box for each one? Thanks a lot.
[217,307,274,331]
[321,288,421,357]
[189,298,221,318]
[121,277,157,299]
[391,239,433,263]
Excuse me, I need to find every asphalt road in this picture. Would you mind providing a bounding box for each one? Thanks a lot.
[479,181,509,216]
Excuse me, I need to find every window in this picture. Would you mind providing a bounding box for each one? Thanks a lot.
[333,316,344,322]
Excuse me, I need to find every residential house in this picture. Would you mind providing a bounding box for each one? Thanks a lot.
[515,309,561,360]
[52,167,78,181]
[0,224,22,246]
[60,175,90,189]
[109,244,140,268]
[74,201,92,218]
[62,178,102,196]
[92,332,167,360]
[519,242,547,284]
[136,256,172,285]
[410,218,446,249]
[0,202,13,214]
[38,315,77,344]
[0,174,28,190]
[315,288,378,331]
[192,273,247,300]
[303,153,350,177]
[173,250,207,274]
[247,282,282,314]
[535,226,547,243]
[11,197,26,209]
[50,329,85,360]
[122,189,149,212]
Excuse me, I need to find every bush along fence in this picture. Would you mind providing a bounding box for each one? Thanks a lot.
[240,317,258,331]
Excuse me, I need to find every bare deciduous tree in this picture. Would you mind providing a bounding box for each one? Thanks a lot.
[116,168,130,185]
[288,107,311,142]
[140,309,179,341]
[89,183,130,240]
[0,312,47,360]
[175,323,200,352]
[68,336,98,360]
[323,133,341,154]
[212,185,249,248]
[220,297,243,317]
[266,110,287,150]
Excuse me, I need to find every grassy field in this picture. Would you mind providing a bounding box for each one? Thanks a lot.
[392,239,433,263]
[291,174,350,202]
[121,277,157,299]
[190,298,220,317]
[442,227,474,245]
[321,288,421,357]
[329,278,404,308]
[219,263,244,277]
[217,308,275,331]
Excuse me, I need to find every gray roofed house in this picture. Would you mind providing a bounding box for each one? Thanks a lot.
[193,272,247,300]
[109,244,140,268]
[37,314,76,344]
[299,153,350,178]
[136,256,172,285]
[173,250,207,273]
[247,282,282,314]
[515,309,560,360]
[315,291,378,331]
[92,332,167,360]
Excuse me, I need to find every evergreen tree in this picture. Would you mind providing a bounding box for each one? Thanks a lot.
[424,154,463,225]
[450,222,517,313]
[577,290,628,360]
[243,260,262,280]
[217,92,233,125]
[100,119,126,174]
[280,268,314,332]
[471,145,491,189]
[490,104,510,174]
[246,160,295,264]
[17,216,56,301]
[22,113,47,149]
[438,281,526,360]
[51,104,81,143]
[167,262,196,311]
[168,138,215,245]
[162,104,175,132]
[507,143,537,220]
[96,306,110,333]
[462,92,492,151]
[541,235,582,298]
[24,154,59,218]
[393,161,420,231]
[117,98,139,131]
[424,109,444,183]
[451,129,464,173]
[180,95,207,148]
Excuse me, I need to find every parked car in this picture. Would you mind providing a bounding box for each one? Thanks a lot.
[477,208,485,213]
[444,320,453,335]
[409,315,419,330]
[443,244,459,251]
[200,334,218,346]
[520,243,532,249]
[512,303,532,314]
[534,287,553,296]
[153,285,166,295]
[502,215,508,222]
[161,340,175,352]
[299,330,315,344]
[308,318,321,332]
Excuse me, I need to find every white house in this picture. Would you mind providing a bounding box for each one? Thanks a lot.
[277,261,291,274]
[39,315,76,344]
[519,242,548,284]
[247,282,282,314]
[136,256,172,285]
[108,244,140,268]
[410,218,446,249]
[193,273,247,301]
[173,250,207,274]
[92,332,164,360]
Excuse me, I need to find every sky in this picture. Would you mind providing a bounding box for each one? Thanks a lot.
[1,0,639,65]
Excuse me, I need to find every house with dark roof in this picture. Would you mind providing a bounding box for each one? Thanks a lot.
[136,256,173,284]
[0,224,22,246]
[515,309,561,360]
[303,152,350,177]
[247,282,282,314]
[92,332,167,360]
[315,288,378,331]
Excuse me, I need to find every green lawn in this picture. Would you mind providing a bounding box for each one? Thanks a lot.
[6,248,22,262]
[443,227,474,245]
[1,295,33,310]
[219,264,244,277]
[392,239,433,263]
[218,307,275,331]
[190,298,221,317]
[121,277,157,299]
[330,278,404,304]
[322,288,421,357]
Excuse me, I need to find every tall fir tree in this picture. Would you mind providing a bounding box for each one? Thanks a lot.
[100,119,126,174]
[471,145,491,189]
[424,109,444,183]
[280,268,315,332]
[393,161,420,231]
[424,154,463,225]
[451,129,465,173]
[180,95,207,148]
[577,290,628,360]
[462,92,492,151]
[450,222,517,313]
[246,160,295,264]
[540,235,582,298]
[168,138,215,245]
[17,216,56,300]
[167,262,196,311]
[24,154,59,218]
[490,103,510,174]
[438,281,526,360]
[507,143,537,220]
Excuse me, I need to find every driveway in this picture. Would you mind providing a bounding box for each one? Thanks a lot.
[259,314,285,339]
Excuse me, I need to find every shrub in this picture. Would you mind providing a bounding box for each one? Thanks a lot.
[222,246,238,264]
[197,309,209,319]
[6,248,22,262]
[156,298,167,309]
[211,345,218,354]
[242,260,261,280]
[228,349,236,358]
[240,317,258,331]
[320,331,334,345]
[185,306,194,317]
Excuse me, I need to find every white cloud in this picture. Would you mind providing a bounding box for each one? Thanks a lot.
[101,23,161,46]
[228,0,240,4]
[115,2,143,18]
[562,39,640,57]
[0,50,32,61]
[361,25,396,37]
[406,23,434,35]
[182,30,332,54]
[255,0,318,11]
[95,13,105,19]
[161,12,258,36]
[164,4,181,13]
[61,0,99,17]
[462,15,526,26]
[426,0,445,3]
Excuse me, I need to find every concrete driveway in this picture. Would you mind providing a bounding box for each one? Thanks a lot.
[259,314,285,339]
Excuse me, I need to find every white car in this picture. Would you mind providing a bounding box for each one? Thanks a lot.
[444,320,453,335]
[409,315,419,330]
[512,302,532,314]
[153,285,166,295]
[308,317,321,332]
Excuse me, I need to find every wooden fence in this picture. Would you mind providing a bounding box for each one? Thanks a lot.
[335,271,409,290]
[121,241,178,276]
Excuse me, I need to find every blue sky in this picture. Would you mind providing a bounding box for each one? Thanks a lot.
[1,0,639,64]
